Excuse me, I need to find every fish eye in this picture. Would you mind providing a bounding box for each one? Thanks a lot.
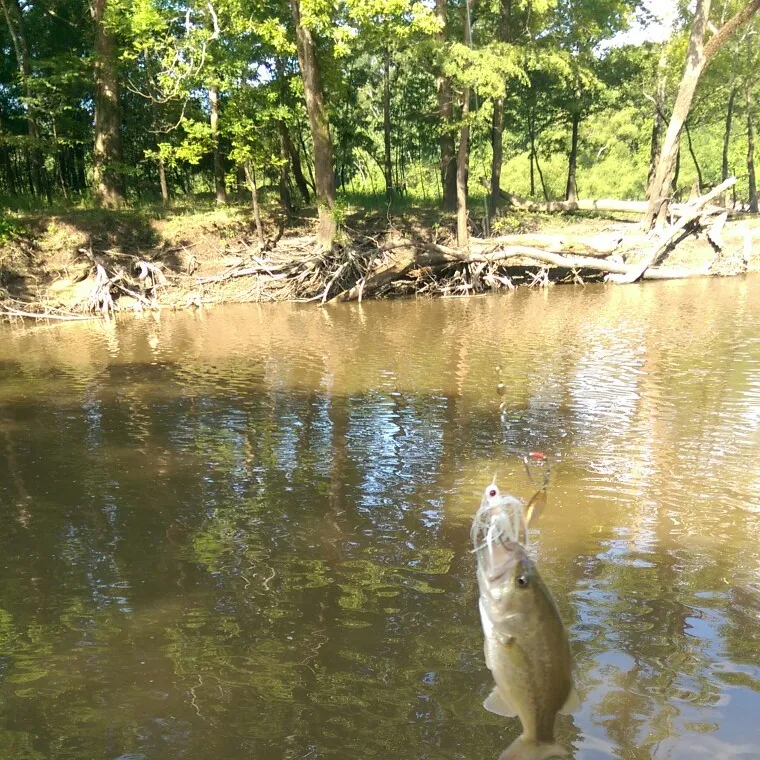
[516,575,529,588]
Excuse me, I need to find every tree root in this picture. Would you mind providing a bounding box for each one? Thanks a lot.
[1,180,751,323]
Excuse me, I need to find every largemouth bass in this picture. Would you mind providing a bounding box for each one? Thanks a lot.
[476,536,579,760]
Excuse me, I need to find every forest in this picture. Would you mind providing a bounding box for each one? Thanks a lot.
[1,0,760,311]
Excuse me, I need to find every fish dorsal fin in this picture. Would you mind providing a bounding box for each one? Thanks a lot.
[484,686,518,717]
[559,685,580,715]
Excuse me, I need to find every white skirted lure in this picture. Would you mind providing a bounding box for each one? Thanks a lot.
[470,478,531,560]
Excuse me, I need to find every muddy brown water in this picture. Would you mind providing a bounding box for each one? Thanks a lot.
[0,277,759,760]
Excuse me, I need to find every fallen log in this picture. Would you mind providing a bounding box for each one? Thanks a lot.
[606,177,737,284]
[467,232,624,257]
[326,238,711,303]
[498,191,649,215]
[413,242,707,279]
[486,182,734,218]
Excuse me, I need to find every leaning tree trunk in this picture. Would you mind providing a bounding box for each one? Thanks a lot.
[644,0,760,228]
[91,0,124,207]
[644,0,710,228]
[383,50,393,202]
[489,0,511,215]
[209,86,227,205]
[290,0,337,250]
[565,111,580,201]
[436,0,457,212]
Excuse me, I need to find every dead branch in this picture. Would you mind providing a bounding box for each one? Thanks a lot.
[606,177,737,284]
[486,181,735,217]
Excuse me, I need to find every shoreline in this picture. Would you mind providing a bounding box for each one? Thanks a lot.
[1,203,758,321]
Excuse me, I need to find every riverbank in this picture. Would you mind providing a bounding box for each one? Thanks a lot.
[1,199,759,319]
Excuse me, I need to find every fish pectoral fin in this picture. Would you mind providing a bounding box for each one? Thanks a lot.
[484,686,518,718]
[559,685,581,715]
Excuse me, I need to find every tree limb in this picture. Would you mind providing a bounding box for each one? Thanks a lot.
[607,176,737,283]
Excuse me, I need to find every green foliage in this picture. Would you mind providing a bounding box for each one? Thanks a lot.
[0,217,28,245]
[0,0,758,211]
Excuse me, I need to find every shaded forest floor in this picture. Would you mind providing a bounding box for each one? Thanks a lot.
[1,197,759,318]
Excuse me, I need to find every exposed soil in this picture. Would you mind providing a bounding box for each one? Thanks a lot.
[1,201,759,320]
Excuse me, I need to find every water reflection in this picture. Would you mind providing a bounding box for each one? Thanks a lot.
[0,277,759,759]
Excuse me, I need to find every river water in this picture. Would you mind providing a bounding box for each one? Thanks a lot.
[0,277,759,760]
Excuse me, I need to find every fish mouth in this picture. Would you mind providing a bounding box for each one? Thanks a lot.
[486,561,512,585]
[478,539,521,584]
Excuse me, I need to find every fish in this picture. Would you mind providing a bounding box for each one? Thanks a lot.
[476,537,579,760]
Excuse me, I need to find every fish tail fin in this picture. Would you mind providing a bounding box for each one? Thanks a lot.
[498,734,568,760]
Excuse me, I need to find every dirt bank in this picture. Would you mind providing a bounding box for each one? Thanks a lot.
[1,202,758,320]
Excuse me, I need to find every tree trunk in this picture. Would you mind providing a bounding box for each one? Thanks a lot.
[456,2,472,248]
[158,157,169,204]
[672,145,680,195]
[565,112,580,201]
[274,59,300,210]
[436,0,457,211]
[75,144,87,190]
[490,99,505,213]
[2,0,46,200]
[281,122,310,203]
[748,80,758,213]
[290,0,337,250]
[533,134,549,201]
[0,109,15,195]
[52,121,68,199]
[489,0,511,215]
[457,91,470,248]
[209,86,227,204]
[244,163,265,246]
[644,0,710,228]
[529,112,535,196]
[0,110,17,195]
[383,50,393,202]
[722,84,737,182]
[647,52,668,192]
[91,0,124,207]
[644,0,760,229]
[684,121,703,193]
[278,126,293,214]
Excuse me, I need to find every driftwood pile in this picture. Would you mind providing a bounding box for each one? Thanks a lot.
[187,176,750,307]
[0,176,752,321]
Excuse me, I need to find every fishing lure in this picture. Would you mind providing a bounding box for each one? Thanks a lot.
[470,451,551,558]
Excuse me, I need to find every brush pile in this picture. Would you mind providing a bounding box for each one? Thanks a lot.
[0,176,754,322]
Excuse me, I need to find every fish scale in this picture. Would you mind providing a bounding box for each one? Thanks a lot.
[472,480,579,760]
